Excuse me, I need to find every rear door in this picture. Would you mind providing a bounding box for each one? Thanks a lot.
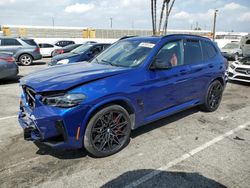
[182,39,208,100]
[0,38,22,53]
[184,39,220,101]
[40,43,54,56]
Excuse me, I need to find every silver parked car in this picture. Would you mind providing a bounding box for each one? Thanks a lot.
[221,42,242,60]
[0,38,42,66]
[0,52,19,79]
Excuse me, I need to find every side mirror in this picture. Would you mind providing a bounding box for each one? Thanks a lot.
[150,58,172,70]
[86,51,93,57]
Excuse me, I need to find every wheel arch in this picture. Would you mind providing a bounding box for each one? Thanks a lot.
[211,77,225,87]
[18,53,34,62]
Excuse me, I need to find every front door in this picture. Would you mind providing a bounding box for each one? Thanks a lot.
[143,39,195,119]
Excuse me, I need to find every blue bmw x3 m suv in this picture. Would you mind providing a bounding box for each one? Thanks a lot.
[18,35,227,157]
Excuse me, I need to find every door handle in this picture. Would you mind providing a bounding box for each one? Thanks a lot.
[208,64,214,68]
[179,69,188,75]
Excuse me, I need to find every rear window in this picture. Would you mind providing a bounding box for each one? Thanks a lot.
[201,41,217,61]
[184,39,202,64]
[22,39,37,46]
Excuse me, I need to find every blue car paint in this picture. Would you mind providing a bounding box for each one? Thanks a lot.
[51,52,90,65]
[18,35,227,149]
[50,43,109,66]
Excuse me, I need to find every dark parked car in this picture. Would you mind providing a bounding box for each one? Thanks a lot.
[53,40,75,47]
[19,35,227,157]
[221,42,242,60]
[0,52,18,79]
[52,44,82,57]
[0,37,42,66]
[49,43,110,66]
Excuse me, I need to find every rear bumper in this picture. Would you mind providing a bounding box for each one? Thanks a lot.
[32,53,42,60]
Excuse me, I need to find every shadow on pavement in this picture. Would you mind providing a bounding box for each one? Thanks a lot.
[35,142,87,159]
[131,107,200,138]
[228,80,250,86]
[34,107,200,159]
[101,169,226,188]
[0,75,23,85]
[17,61,47,66]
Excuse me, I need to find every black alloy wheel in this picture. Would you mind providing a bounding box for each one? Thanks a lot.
[84,105,131,157]
[202,80,223,112]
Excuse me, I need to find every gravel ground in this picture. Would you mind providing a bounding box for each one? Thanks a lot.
[0,59,249,188]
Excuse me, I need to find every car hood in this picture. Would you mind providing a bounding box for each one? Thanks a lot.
[20,62,131,92]
[52,52,79,61]
[221,49,237,53]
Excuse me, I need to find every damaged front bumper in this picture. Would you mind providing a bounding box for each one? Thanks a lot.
[18,90,89,149]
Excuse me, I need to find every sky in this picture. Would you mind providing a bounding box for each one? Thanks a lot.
[0,0,250,32]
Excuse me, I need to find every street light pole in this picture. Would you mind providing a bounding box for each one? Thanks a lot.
[212,9,218,41]
[52,17,55,27]
[110,17,113,29]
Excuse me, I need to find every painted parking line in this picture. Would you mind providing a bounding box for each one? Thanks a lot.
[0,115,17,121]
[124,122,250,188]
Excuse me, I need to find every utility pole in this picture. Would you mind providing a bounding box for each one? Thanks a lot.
[110,17,113,29]
[52,17,55,27]
[212,9,218,41]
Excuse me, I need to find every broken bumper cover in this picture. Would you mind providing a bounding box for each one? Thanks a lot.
[18,95,90,149]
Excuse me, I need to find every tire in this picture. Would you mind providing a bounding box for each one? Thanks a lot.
[201,80,223,112]
[84,105,131,157]
[19,54,33,66]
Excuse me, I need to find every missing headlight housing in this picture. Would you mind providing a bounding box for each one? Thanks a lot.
[42,93,86,108]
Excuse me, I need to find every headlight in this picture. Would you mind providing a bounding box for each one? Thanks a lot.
[57,59,69,65]
[42,93,86,108]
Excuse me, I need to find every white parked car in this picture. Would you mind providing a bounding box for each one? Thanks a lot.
[228,57,250,83]
[38,43,61,57]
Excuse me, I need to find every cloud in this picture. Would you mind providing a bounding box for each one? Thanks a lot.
[238,12,250,22]
[222,2,244,11]
[0,0,16,6]
[65,3,95,13]
[0,0,249,32]
[172,11,192,20]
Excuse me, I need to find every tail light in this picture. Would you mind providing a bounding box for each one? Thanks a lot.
[0,57,15,63]
[57,49,64,54]
[35,47,40,53]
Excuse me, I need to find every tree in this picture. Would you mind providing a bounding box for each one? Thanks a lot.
[151,0,175,35]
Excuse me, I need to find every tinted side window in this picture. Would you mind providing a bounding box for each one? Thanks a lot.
[90,45,102,55]
[22,39,37,46]
[201,41,217,61]
[44,44,53,48]
[155,40,184,67]
[184,39,202,64]
[2,39,21,46]
[246,40,250,45]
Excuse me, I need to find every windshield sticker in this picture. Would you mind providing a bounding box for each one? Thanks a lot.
[139,42,155,48]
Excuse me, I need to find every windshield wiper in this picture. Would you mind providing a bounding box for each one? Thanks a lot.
[93,58,100,64]
[101,59,115,66]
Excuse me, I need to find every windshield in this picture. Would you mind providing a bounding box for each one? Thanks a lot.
[71,44,93,54]
[222,43,239,49]
[92,40,156,67]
